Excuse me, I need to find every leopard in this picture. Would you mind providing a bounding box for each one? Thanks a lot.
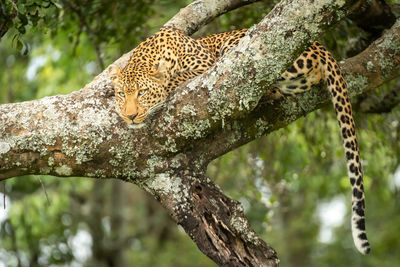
[109,26,371,254]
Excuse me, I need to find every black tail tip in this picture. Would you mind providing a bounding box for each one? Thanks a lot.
[360,243,371,255]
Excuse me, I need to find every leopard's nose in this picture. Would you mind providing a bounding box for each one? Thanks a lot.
[127,114,137,121]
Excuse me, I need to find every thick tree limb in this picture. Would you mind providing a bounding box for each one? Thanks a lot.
[341,20,400,95]
[1,0,400,265]
[1,0,367,181]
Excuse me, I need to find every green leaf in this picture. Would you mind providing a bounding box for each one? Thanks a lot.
[30,13,39,26]
[18,13,28,25]
[16,39,23,51]
[26,4,37,13]
[1,2,7,15]
[6,18,14,29]
[53,1,63,9]
[18,25,26,34]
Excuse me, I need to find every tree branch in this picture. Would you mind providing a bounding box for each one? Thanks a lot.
[1,0,400,265]
[0,0,366,180]
[139,170,279,266]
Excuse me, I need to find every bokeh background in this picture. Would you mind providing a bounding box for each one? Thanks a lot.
[0,0,399,266]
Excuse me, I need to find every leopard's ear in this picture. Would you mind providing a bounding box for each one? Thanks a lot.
[108,64,121,82]
[150,60,167,83]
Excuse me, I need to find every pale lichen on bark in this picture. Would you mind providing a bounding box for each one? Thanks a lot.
[375,21,400,78]
[0,142,10,154]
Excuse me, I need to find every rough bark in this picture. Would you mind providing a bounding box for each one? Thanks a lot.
[1,0,400,266]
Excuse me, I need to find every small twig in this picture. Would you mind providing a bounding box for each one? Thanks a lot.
[94,43,105,70]
[38,177,51,206]
[72,27,83,57]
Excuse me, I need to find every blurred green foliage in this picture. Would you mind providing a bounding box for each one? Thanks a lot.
[0,0,399,266]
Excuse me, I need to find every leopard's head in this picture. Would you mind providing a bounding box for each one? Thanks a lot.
[109,63,167,124]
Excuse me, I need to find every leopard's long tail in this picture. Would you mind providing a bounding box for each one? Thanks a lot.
[317,42,371,254]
